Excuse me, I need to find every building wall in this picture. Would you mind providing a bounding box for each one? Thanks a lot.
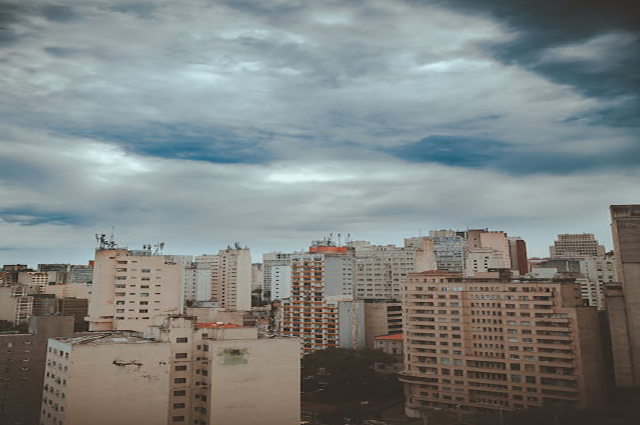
[610,205,640,387]
[88,249,182,333]
[0,316,73,425]
[363,301,402,348]
[401,271,608,417]
[208,338,300,425]
[41,337,171,425]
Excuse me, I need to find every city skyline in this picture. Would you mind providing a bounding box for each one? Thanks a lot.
[1,1,638,266]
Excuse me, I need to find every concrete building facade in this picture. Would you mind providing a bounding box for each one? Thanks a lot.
[400,271,608,417]
[41,315,300,425]
[87,247,182,333]
[210,247,252,311]
[0,316,73,425]
[606,205,640,387]
[550,234,606,258]
[352,240,437,300]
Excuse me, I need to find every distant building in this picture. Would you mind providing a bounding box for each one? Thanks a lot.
[41,315,300,425]
[262,252,299,301]
[606,205,640,388]
[550,233,605,258]
[210,247,252,311]
[0,285,36,324]
[0,315,74,425]
[282,242,364,354]
[401,270,608,417]
[374,333,403,357]
[464,230,512,277]
[426,230,468,273]
[353,239,437,300]
[363,300,402,348]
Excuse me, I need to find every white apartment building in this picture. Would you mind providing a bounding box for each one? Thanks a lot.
[17,272,51,293]
[87,247,182,333]
[464,249,508,277]
[41,315,300,425]
[578,253,618,310]
[262,252,300,301]
[352,240,437,300]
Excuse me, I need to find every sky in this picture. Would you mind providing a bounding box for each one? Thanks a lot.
[0,0,638,266]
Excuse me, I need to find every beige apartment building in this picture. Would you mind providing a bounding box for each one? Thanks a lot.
[87,247,182,333]
[41,315,300,425]
[209,247,252,311]
[400,270,607,417]
[550,233,606,258]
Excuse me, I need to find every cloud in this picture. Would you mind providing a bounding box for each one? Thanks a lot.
[0,0,637,264]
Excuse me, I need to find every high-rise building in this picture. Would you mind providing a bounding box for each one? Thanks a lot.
[400,270,608,417]
[262,252,299,301]
[0,315,74,425]
[606,205,640,387]
[41,315,300,425]
[427,230,467,273]
[508,237,530,276]
[281,242,364,354]
[550,234,606,258]
[464,230,512,277]
[0,285,36,324]
[87,246,182,333]
[210,247,252,311]
[352,240,437,300]
[578,253,617,310]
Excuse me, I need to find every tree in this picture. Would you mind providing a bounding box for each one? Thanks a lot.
[302,348,401,401]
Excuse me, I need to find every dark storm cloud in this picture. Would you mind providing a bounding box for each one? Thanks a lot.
[83,124,273,164]
[384,134,640,175]
[421,0,640,127]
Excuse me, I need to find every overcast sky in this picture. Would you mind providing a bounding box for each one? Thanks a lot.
[1,0,638,266]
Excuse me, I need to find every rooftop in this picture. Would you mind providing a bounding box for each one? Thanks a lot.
[374,333,403,341]
[54,332,159,345]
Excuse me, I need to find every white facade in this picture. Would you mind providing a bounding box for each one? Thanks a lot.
[579,253,617,310]
[464,248,507,277]
[0,285,35,324]
[271,264,293,300]
[262,252,300,301]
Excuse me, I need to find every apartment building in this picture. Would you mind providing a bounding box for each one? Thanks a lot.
[578,253,617,310]
[0,316,73,425]
[41,315,300,425]
[210,247,252,311]
[262,252,299,301]
[352,240,436,300]
[426,230,468,273]
[281,243,364,354]
[550,234,606,258]
[87,247,182,333]
[464,230,512,277]
[0,285,36,324]
[401,270,607,417]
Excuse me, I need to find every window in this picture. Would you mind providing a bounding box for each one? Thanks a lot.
[140,293,149,297]
[176,353,188,359]
[174,378,187,384]
[175,365,187,371]
[176,338,188,343]
[174,390,186,396]
[173,403,185,409]
[172,416,185,422]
